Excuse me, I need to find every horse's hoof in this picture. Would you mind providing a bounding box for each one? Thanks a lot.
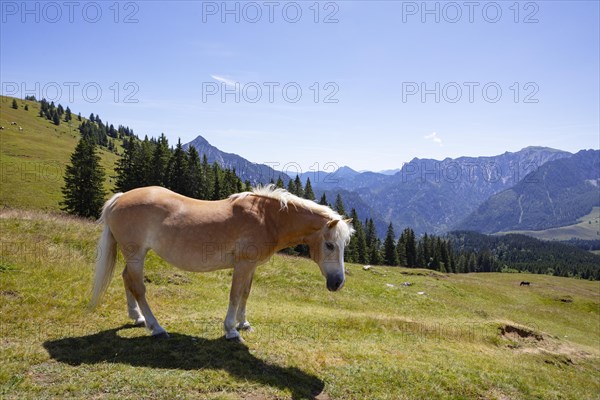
[226,335,244,343]
[152,332,170,339]
[237,322,253,332]
[225,331,244,343]
[134,318,146,327]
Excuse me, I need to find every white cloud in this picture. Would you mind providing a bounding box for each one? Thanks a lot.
[424,131,443,146]
[210,74,237,87]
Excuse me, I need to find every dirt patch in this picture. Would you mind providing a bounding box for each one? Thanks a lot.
[499,324,544,342]
[498,323,596,364]
[556,295,574,303]
[401,270,447,278]
[168,273,192,285]
[0,290,21,299]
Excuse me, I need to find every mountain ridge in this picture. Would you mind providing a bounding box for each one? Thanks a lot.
[183,135,290,186]
[457,149,600,233]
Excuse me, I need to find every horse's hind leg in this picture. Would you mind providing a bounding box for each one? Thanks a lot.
[224,262,257,341]
[123,267,145,326]
[122,258,168,337]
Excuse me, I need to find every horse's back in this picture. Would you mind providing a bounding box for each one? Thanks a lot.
[104,187,271,270]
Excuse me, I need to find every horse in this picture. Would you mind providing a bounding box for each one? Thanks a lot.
[520,281,531,286]
[90,185,354,341]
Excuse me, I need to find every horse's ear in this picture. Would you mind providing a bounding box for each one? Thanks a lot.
[344,218,353,224]
[327,219,340,229]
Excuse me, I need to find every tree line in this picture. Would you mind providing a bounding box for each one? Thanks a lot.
[115,134,251,200]
[449,231,600,280]
[33,97,134,152]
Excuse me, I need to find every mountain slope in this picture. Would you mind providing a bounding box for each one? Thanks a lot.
[0,96,121,210]
[183,135,289,185]
[457,150,600,233]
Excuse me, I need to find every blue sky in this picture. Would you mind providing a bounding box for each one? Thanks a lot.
[1,1,598,172]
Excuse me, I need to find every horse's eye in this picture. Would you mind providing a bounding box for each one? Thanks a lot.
[325,242,334,251]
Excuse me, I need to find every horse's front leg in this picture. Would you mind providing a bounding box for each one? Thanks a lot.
[224,262,256,341]
[235,269,255,332]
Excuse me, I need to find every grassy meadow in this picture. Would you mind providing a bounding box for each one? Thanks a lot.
[1,209,599,399]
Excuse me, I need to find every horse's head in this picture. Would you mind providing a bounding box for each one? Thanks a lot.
[306,218,354,292]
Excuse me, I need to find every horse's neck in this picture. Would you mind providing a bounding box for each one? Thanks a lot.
[267,200,324,250]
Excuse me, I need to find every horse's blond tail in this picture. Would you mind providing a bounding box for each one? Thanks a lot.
[89,193,123,309]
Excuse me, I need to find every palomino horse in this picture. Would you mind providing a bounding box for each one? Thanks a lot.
[90,185,354,341]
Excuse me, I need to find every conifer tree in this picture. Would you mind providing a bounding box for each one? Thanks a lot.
[65,106,72,121]
[149,133,170,186]
[365,218,378,264]
[303,177,315,200]
[201,154,212,199]
[334,193,346,216]
[166,138,189,195]
[211,163,222,200]
[397,229,408,266]
[115,137,139,192]
[345,209,359,263]
[186,146,203,198]
[24,104,29,111]
[319,193,328,206]
[11,99,18,109]
[416,240,425,267]
[133,136,153,187]
[406,228,417,267]
[52,110,60,125]
[275,176,285,189]
[383,223,398,266]
[347,209,367,264]
[294,175,304,197]
[61,137,106,218]
[369,238,382,265]
[287,178,296,195]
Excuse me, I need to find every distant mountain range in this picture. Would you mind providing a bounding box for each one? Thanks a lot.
[304,146,574,235]
[457,149,600,233]
[183,135,599,239]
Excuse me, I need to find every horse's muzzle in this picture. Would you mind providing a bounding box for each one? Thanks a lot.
[326,274,345,292]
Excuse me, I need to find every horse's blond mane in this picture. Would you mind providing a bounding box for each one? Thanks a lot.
[230,184,355,244]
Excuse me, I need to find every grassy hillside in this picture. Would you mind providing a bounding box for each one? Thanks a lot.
[504,207,600,241]
[0,96,120,211]
[1,210,599,399]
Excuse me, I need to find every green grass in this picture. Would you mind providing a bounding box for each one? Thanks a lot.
[503,207,600,241]
[0,96,120,211]
[1,210,599,399]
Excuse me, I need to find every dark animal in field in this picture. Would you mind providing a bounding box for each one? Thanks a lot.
[520,281,531,286]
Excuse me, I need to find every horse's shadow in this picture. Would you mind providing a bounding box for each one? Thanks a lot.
[43,325,324,399]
